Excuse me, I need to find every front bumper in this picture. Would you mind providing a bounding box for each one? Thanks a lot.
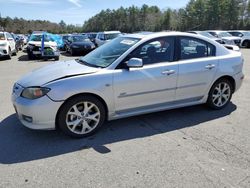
[27,45,60,57]
[12,84,63,130]
[0,46,8,56]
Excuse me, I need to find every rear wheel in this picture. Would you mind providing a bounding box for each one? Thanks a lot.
[207,79,233,109]
[57,95,106,138]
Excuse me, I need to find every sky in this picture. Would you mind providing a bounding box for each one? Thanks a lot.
[0,0,189,25]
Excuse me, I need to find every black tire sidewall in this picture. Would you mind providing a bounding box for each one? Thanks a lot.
[207,79,233,110]
[58,95,106,138]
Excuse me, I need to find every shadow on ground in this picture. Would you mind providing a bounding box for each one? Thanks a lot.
[0,103,236,164]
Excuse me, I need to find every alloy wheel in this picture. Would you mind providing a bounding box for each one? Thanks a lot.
[212,82,231,107]
[65,101,101,135]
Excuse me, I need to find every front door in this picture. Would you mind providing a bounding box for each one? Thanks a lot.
[113,37,178,112]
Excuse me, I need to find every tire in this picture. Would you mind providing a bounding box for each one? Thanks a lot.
[54,56,59,61]
[57,95,106,138]
[207,79,233,110]
[247,41,250,48]
[27,51,34,60]
[70,48,75,56]
[7,47,12,59]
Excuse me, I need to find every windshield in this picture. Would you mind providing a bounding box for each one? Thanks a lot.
[72,35,89,42]
[62,35,70,40]
[79,37,140,68]
[29,34,54,42]
[0,33,5,40]
[218,32,232,37]
[242,31,250,36]
[199,31,216,39]
[105,33,121,40]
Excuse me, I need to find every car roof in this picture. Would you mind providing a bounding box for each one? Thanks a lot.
[98,31,121,34]
[124,31,212,40]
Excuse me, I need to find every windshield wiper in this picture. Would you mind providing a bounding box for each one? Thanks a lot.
[75,59,102,68]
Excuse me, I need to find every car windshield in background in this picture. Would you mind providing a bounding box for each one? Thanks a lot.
[242,32,250,36]
[79,37,140,68]
[199,32,216,38]
[0,33,5,40]
[72,35,89,42]
[218,32,232,37]
[105,33,121,40]
[62,36,70,40]
[29,34,54,42]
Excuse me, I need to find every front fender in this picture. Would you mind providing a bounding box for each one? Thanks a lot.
[44,71,115,113]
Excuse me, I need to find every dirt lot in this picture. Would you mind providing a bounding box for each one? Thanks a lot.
[0,50,249,188]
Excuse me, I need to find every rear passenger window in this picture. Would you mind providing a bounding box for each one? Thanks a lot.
[179,37,215,60]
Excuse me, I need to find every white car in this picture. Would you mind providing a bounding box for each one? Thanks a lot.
[0,31,16,59]
[27,33,59,60]
[95,31,121,47]
[12,32,244,137]
[228,30,250,48]
[208,30,242,46]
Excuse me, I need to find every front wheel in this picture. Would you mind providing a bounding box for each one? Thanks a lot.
[57,95,106,138]
[207,79,233,109]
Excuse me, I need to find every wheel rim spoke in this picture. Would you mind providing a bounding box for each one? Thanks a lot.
[81,121,92,133]
[86,112,99,122]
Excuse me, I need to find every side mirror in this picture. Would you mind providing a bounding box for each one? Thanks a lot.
[127,58,143,68]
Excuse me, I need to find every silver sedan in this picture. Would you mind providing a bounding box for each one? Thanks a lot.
[12,32,244,137]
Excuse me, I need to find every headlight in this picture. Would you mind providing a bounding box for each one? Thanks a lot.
[72,45,80,48]
[21,87,50,99]
[0,42,7,47]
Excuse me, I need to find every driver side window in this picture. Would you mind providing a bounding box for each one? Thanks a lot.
[128,37,174,65]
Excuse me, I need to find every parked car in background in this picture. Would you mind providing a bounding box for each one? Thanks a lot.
[61,34,71,50]
[86,32,97,45]
[18,34,28,45]
[27,32,59,60]
[65,34,96,56]
[12,32,244,137]
[188,31,240,51]
[207,30,241,46]
[188,31,224,44]
[11,33,24,51]
[228,30,250,48]
[0,31,16,59]
[95,31,121,46]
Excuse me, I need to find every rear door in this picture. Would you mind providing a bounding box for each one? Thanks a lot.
[175,36,218,101]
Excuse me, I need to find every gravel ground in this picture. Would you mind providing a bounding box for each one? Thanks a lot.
[0,49,249,188]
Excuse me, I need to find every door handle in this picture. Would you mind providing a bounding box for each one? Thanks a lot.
[162,70,175,75]
[205,64,216,70]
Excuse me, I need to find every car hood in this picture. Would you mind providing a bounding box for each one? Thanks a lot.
[17,59,99,87]
[72,41,92,46]
[28,41,57,47]
[0,40,7,45]
[222,36,241,41]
